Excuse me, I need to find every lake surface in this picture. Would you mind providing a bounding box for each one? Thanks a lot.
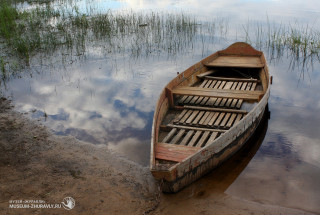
[1,0,320,213]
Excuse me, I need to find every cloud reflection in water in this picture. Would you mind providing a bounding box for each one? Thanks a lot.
[1,0,320,213]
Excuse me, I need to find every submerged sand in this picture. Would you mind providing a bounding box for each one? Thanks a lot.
[0,98,314,215]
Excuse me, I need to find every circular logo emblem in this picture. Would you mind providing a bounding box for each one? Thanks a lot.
[61,197,75,210]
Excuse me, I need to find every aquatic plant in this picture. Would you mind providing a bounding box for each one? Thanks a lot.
[0,2,18,39]
[0,57,6,77]
[242,18,320,64]
[1,1,320,76]
[0,2,205,64]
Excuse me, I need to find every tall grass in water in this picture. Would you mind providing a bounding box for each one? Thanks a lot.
[0,2,18,39]
[0,2,202,62]
[1,1,320,74]
[0,2,61,60]
[243,19,320,63]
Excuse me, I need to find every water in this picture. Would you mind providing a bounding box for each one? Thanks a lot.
[1,0,320,213]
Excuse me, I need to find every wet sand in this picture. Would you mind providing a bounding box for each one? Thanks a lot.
[0,98,314,214]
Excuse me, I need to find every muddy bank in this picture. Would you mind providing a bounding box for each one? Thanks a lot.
[0,98,315,215]
[0,98,158,215]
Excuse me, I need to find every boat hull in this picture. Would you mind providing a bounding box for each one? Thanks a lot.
[150,42,270,193]
[160,99,268,192]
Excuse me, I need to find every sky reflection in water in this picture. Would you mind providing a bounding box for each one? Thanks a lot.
[2,0,320,213]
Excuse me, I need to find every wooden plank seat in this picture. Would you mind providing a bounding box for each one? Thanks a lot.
[199,76,259,83]
[173,87,263,101]
[177,80,257,109]
[155,143,201,162]
[205,56,264,68]
[181,105,248,114]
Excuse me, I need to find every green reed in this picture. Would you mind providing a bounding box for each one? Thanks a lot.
[243,19,320,62]
[0,2,202,63]
[1,1,320,73]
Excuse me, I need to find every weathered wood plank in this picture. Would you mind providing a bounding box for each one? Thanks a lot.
[178,95,188,104]
[195,131,211,147]
[195,96,204,105]
[179,130,194,145]
[205,56,264,68]
[207,112,220,126]
[203,112,215,125]
[250,82,257,91]
[205,97,218,106]
[214,80,222,89]
[230,82,243,108]
[219,81,234,107]
[170,129,186,145]
[225,81,239,107]
[220,113,231,127]
[236,81,256,109]
[184,96,193,104]
[162,128,177,143]
[199,111,211,125]
[173,109,187,124]
[208,80,218,88]
[226,113,237,128]
[206,79,220,106]
[199,80,217,105]
[155,142,200,162]
[200,97,210,106]
[213,80,227,106]
[203,76,259,82]
[205,78,221,107]
[190,79,209,105]
[205,131,219,146]
[189,95,200,105]
[166,87,174,108]
[199,79,209,88]
[233,114,243,125]
[192,111,205,124]
[196,70,216,79]
[172,87,263,101]
[224,81,234,90]
[214,112,226,127]
[204,80,213,88]
[180,110,193,123]
[167,124,226,133]
[240,82,248,90]
[185,110,199,124]
[236,82,249,109]
[220,81,227,89]
[188,131,202,146]
[246,82,253,91]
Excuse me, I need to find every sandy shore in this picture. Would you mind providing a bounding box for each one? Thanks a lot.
[0,98,159,214]
[0,98,315,215]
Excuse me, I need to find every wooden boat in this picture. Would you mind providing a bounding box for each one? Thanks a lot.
[150,42,271,193]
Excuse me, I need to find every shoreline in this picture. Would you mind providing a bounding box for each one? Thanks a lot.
[0,97,159,214]
[0,97,315,215]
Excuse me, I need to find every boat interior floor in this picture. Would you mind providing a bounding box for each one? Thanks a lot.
[156,68,264,165]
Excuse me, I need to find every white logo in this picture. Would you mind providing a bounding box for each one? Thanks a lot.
[61,197,75,210]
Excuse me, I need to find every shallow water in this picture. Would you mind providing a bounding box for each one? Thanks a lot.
[2,0,320,213]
